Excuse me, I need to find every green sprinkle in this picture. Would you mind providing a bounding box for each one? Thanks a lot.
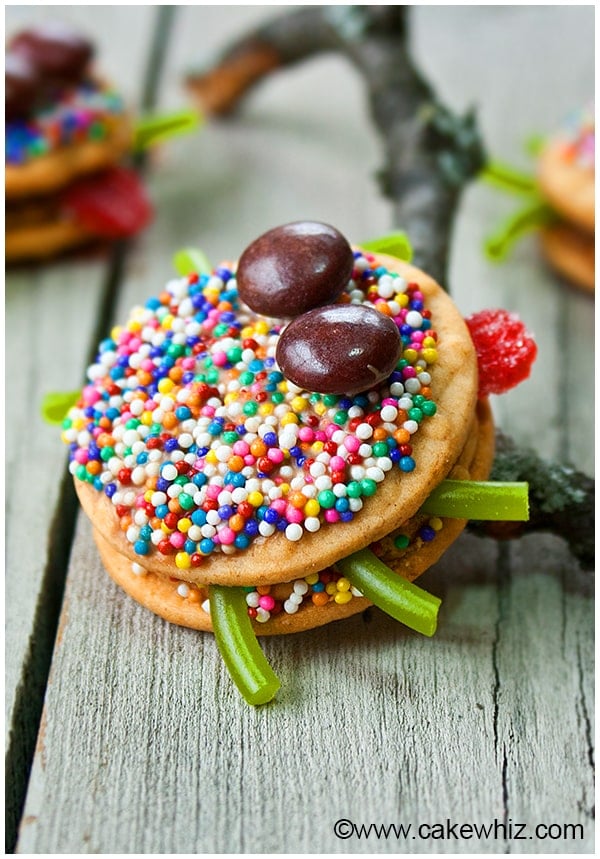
[360,478,377,497]
[317,490,336,509]
[323,394,338,407]
[271,392,285,404]
[178,493,194,510]
[333,410,348,425]
[346,481,362,499]
[243,402,258,416]
[393,534,410,550]
[420,480,529,520]
[421,400,437,416]
[372,441,389,457]
[173,247,213,278]
[408,407,423,422]
[41,390,81,425]
[223,431,238,444]
[209,585,281,706]
[336,548,440,637]
[360,231,413,262]
[227,346,243,364]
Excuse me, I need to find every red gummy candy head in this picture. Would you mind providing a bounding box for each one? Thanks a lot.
[465,308,537,397]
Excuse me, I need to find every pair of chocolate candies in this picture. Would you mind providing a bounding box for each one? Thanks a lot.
[6,22,94,121]
[236,222,402,396]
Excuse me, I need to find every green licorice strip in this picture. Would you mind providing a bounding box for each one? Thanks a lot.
[336,548,441,637]
[41,390,81,425]
[484,199,556,262]
[173,247,213,278]
[480,160,538,194]
[209,585,281,706]
[133,109,201,151]
[360,232,413,262]
[420,480,529,521]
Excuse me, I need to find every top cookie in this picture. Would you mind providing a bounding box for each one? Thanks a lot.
[66,246,478,587]
[538,107,595,233]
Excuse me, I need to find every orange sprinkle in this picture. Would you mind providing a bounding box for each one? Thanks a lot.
[188,589,201,603]
[256,585,271,595]
[250,439,267,457]
[421,386,432,398]
[312,592,330,607]
[162,413,178,430]
[372,427,387,441]
[158,291,171,305]
[120,516,132,532]
[229,514,245,532]
[228,455,245,472]
[287,491,306,509]
[394,428,411,444]
[376,302,393,316]
[86,461,102,475]
[168,498,182,514]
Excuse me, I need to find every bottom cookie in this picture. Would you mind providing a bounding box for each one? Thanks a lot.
[92,399,494,636]
[540,223,594,292]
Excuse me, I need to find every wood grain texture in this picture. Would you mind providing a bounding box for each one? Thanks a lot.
[8,5,594,854]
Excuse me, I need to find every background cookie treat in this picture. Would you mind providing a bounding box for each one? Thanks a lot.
[60,224,534,703]
[537,106,594,290]
[5,21,152,262]
[484,105,595,292]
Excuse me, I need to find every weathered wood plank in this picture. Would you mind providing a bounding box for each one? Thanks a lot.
[5,261,111,849]
[14,5,594,854]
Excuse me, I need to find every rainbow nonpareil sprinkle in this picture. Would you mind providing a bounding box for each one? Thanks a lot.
[62,251,440,569]
[5,78,124,165]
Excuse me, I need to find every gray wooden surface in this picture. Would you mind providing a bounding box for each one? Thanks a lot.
[6,6,594,854]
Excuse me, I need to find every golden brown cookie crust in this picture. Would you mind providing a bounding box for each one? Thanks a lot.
[5,115,133,200]
[538,140,595,233]
[75,254,479,587]
[540,223,595,292]
[91,400,494,635]
[5,218,94,262]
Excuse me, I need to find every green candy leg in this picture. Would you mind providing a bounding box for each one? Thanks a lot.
[420,480,529,520]
[336,549,441,637]
[209,585,281,706]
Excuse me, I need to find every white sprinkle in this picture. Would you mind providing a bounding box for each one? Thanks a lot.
[285,523,303,541]
[177,583,190,598]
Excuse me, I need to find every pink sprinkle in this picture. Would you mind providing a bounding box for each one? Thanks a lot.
[403,366,417,379]
[382,398,396,407]
[212,351,228,367]
[267,448,284,464]
[201,405,215,417]
[181,357,196,370]
[271,499,287,514]
[244,455,256,466]
[258,595,275,611]
[218,527,236,545]
[325,424,337,439]
[141,359,154,372]
[344,436,360,453]
[206,485,221,500]
[314,430,327,442]
[298,427,314,443]
[74,449,88,464]
[285,505,304,524]
[233,440,250,456]
[170,532,186,549]
[324,509,340,523]
[329,455,345,471]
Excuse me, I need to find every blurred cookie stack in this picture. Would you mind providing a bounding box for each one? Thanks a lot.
[5,21,151,263]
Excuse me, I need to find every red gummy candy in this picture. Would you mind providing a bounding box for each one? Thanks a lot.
[465,308,537,397]
[61,166,153,239]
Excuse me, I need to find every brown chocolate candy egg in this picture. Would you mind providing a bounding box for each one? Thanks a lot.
[10,22,94,87]
[276,304,402,395]
[236,221,354,318]
[5,52,40,120]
